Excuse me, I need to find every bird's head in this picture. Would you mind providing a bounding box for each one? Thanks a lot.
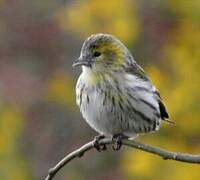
[73,34,131,72]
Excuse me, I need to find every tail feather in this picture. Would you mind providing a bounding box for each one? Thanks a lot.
[162,119,175,124]
[157,99,175,124]
[158,99,169,119]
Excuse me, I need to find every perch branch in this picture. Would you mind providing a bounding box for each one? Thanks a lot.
[45,139,200,180]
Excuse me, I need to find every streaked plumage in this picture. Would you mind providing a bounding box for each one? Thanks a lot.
[73,33,169,139]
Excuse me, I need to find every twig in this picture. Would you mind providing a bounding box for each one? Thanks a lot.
[45,139,200,180]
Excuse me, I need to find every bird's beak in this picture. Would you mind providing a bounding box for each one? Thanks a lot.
[72,57,91,67]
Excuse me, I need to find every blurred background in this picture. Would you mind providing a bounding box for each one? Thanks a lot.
[0,0,199,179]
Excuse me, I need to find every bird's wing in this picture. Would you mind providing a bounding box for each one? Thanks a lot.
[124,61,172,123]
[124,62,149,81]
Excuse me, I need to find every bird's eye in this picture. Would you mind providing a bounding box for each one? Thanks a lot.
[93,51,101,57]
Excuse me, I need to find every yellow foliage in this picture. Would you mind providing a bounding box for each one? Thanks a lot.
[55,0,139,43]
[164,25,200,126]
[45,72,76,110]
[123,149,159,179]
[169,0,200,23]
[122,139,200,180]
[124,152,179,180]
[0,106,23,155]
[147,66,171,94]
[0,106,30,179]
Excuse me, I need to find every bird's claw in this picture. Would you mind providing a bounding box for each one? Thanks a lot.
[93,135,106,152]
[112,134,127,151]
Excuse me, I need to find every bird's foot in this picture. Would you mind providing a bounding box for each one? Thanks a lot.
[93,135,106,152]
[112,133,128,151]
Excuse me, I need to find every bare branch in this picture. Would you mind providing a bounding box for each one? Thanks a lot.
[45,139,200,180]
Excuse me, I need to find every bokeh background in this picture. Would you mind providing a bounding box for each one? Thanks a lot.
[0,0,200,179]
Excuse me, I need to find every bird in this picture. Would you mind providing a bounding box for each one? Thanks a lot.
[73,33,172,151]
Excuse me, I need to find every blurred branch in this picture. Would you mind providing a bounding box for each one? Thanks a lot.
[45,139,200,180]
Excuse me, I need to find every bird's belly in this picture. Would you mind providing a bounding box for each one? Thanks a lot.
[80,89,122,136]
[79,89,139,138]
